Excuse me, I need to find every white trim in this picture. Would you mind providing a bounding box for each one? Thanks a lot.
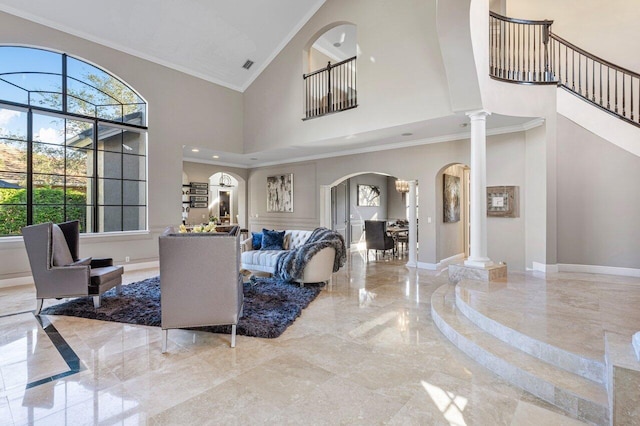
[124,260,159,273]
[182,156,250,169]
[252,119,545,168]
[416,261,437,270]
[439,253,465,267]
[558,263,640,278]
[416,253,465,271]
[531,262,558,274]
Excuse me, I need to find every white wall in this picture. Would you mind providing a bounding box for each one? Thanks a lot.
[248,162,319,232]
[243,0,453,153]
[556,115,640,268]
[507,0,640,73]
[247,131,531,270]
[487,133,526,270]
[0,12,244,280]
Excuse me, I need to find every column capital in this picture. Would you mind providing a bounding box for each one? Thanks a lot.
[465,109,492,120]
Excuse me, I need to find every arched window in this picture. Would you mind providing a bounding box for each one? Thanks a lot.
[303,24,358,119]
[0,46,148,236]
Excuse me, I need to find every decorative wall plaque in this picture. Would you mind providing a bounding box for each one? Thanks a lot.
[487,186,519,217]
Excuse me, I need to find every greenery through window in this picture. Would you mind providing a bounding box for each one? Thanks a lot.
[0,47,147,236]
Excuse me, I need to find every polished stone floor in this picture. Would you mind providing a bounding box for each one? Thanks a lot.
[0,254,597,425]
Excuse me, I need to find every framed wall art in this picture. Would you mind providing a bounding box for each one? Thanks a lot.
[267,173,294,212]
[443,174,460,223]
[487,186,519,217]
[357,184,380,207]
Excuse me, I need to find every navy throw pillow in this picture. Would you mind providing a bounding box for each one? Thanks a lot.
[251,232,263,250]
[261,229,285,250]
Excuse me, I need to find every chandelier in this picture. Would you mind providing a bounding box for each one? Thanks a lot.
[395,180,409,194]
[218,173,235,187]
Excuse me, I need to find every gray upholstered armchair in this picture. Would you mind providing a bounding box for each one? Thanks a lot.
[21,221,124,313]
[159,227,244,352]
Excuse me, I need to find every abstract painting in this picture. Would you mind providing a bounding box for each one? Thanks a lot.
[267,174,293,212]
[443,174,460,223]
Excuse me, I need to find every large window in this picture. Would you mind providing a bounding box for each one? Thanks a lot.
[0,47,147,236]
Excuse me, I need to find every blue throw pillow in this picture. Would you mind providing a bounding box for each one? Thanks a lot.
[261,229,285,250]
[251,232,263,250]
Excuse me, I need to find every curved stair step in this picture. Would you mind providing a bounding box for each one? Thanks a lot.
[455,285,605,384]
[431,284,609,425]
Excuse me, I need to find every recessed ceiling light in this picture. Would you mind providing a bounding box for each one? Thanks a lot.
[213,155,219,159]
[333,42,342,47]
[191,148,199,152]
[401,132,413,137]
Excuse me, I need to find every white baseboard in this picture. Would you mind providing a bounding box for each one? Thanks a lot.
[123,260,159,272]
[416,262,437,270]
[531,262,559,273]
[416,253,465,271]
[558,263,640,278]
[0,260,160,289]
[531,262,640,278]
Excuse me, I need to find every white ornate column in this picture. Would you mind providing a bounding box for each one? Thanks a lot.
[407,180,418,268]
[464,110,493,269]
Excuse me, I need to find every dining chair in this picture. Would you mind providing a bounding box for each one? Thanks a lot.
[364,220,395,261]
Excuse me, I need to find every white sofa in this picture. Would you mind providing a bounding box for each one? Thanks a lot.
[241,230,336,284]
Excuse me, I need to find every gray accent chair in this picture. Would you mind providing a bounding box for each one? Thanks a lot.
[159,227,244,352]
[364,220,396,261]
[21,221,124,314]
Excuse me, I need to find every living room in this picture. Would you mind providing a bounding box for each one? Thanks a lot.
[1,0,640,424]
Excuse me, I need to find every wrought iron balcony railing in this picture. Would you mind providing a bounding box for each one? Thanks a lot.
[303,56,357,120]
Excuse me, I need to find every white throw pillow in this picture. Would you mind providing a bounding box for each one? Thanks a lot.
[52,224,74,266]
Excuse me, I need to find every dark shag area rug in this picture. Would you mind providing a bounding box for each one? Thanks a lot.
[41,276,324,338]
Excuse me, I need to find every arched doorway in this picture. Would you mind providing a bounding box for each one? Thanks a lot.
[209,172,241,224]
[329,172,413,259]
[303,23,358,119]
[435,163,470,265]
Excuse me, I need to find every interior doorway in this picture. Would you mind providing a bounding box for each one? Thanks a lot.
[218,190,231,223]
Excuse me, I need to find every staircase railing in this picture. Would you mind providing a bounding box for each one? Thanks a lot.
[489,12,554,84]
[303,56,357,120]
[489,11,640,128]
[549,33,640,125]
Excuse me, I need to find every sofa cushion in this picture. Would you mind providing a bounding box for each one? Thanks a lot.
[52,224,74,266]
[90,265,124,287]
[252,232,263,250]
[241,250,283,269]
[261,229,285,250]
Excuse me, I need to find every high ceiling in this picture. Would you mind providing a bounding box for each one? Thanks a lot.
[0,0,325,92]
[0,1,543,166]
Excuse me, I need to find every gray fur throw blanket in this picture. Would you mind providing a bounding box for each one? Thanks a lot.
[274,227,347,282]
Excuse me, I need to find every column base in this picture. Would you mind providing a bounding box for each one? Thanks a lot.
[448,262,507,284]
[464,258,494,268]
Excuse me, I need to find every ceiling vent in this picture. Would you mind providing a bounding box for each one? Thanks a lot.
[242,60,254,70]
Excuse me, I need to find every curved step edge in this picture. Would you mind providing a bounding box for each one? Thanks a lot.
[431,284,609,425]
[455,285,605,384]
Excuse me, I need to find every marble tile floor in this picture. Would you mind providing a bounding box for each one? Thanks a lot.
[456,272,640,364]
[0,256,602,425]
